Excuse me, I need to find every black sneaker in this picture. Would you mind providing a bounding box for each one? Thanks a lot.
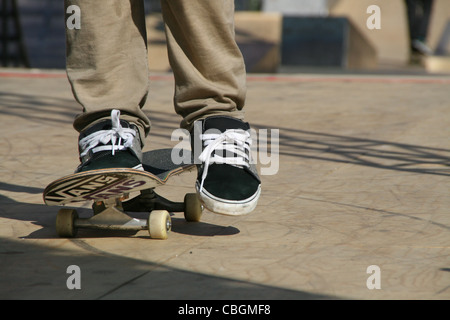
[192,116,261,215]
[75,109,143,173]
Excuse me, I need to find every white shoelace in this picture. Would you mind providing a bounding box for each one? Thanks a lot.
[79,110,137,158]
[198,129,251,192]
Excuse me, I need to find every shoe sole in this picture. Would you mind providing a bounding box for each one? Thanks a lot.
[195,183,261,216]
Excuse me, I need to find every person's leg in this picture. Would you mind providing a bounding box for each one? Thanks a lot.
[161,0,260,215]
[404,0,433,56]
[405,0,419,42]
[416,0,433,42]
[65,0,151,140]
[65,0,151,171]
[160,0,246,131]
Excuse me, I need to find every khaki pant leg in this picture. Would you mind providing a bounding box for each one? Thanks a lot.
[65,0,151,140]
[161,0,247,130]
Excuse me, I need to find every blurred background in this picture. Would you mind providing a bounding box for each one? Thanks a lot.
[1,0,449,74]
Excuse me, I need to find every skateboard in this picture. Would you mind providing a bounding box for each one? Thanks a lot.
[43,148,203,239]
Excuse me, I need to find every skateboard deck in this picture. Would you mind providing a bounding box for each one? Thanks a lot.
[43,148,202,239]
[43,148,193,205]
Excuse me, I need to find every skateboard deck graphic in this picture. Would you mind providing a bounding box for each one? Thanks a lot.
[44,168,167,205]
[43,148,202,239]
[44,148,194,206]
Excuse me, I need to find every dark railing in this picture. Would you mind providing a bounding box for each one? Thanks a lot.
[0,0,30,67]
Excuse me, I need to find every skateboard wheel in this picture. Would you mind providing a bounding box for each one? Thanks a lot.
[92,201,106,215]
[184,193,203,222]
[148,210,171,240]
[56,209,78,238]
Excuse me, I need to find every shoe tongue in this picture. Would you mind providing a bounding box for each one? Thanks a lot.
[82,119,132,136]
[203,116,249,133]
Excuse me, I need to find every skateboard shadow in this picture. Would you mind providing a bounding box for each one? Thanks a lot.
[0,182,239,240]
[112,211,240,239]
[0,183,56,239]
[59,212,240,239]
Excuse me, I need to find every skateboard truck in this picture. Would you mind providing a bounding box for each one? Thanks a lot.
[45,148,202,239]
[55,188,203,239]
[120,189,185,213]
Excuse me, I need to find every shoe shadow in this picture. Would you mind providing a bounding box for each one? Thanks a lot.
[171,217,240,237]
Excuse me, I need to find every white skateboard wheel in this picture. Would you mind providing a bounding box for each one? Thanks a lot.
[56,208,78,238]
[148,210,171,239]
[184,193,203,222]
